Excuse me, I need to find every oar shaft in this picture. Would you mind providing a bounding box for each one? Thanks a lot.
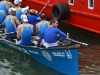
[0,31,16,36]
[39,0,51,14]
[66,33,88,46]
[5,32,16,35]
[67,38,88,46]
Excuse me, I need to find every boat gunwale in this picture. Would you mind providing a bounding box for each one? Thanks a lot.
[0,37,79,50]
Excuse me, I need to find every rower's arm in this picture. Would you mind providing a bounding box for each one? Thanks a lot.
[8,2,15,7]
[1,17,6,25]
[15,16,21,25]
[32,25,34,33]
[17,25,21,39]
[34,13,41,22]
[36,23,39,34]
[56,28,67,42]
[2,10,6,18]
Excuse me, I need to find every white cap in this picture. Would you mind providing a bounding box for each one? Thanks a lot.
[22,6,29,14]
[9,7,16,13]
[21,14,28,22]
[14,0,22,5]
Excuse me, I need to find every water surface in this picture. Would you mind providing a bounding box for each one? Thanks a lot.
[0,22,100,75]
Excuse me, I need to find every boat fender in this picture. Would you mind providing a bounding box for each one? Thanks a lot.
[51,3,70,20]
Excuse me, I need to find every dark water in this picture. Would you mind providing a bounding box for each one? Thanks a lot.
[0,22,100,75]
[59,22,100,75]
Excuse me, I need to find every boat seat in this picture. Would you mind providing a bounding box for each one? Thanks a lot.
[0,29,5,33]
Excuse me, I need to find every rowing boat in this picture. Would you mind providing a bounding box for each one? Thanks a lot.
[0,34,87,75]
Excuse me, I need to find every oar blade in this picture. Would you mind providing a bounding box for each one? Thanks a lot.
[81,43,88,46]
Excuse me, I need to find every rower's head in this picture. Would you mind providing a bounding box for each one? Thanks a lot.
[50,18,58,28]
[21,14,28,23]
[28,9,36,15]
[9,7,16,16]
[40,13,47,20]
[14,0,22,6]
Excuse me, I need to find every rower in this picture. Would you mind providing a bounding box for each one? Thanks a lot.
[27,9,41,36]
[0,0,15,15]
[0,10,6,30]
[33,13,50,45]
[14,0,29,22]
[3,7,21,39]
[17,14,34,45]
[42,18,66,48]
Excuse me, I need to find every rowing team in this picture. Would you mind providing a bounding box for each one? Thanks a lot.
[0,0,67,48]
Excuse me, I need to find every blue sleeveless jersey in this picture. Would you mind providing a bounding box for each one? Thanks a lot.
[0,1,8,15]
[38,21,49,41]
[19,24,33,45]
[16,8,22,22]
[38,21,49,36]
[5,16,16,38]
[0,10,5,29]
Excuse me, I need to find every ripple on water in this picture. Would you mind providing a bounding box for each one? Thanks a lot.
[79,44,100,75]
[0,46,65,75]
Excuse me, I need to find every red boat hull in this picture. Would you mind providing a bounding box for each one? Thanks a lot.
[11,0,100,34]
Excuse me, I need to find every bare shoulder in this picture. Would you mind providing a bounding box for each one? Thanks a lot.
[13,16,18,20]
[7,2,11,5]
[48,21,50,25]
[36,23,39,27]
[7,2,15,7]
[17,25,22,30]
[18,24,22,28]
[7,2,13,5]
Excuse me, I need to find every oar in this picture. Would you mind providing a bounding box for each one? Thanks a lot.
[0,32,16,36]
[39,0,51,15]
[66,38,88,46]
[66,33,88,46]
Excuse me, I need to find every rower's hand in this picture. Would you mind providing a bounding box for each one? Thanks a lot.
[57,41,62,45]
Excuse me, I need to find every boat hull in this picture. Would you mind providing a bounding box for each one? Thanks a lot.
[0,38,79,75]
[14,0,100,34]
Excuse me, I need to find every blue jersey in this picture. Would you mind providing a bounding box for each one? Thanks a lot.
[0,10,5,29]
[43,26,66,43]
[38,21,49,36]
[27,13,41,35]
[19,24,33,45]
[38,21,49,41]
[5,16,16,38]
[16,8,22,22]
[0,1,8,15]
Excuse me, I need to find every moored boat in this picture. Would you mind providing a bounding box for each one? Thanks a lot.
[0,34,86,75]
[11,0,100,34]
